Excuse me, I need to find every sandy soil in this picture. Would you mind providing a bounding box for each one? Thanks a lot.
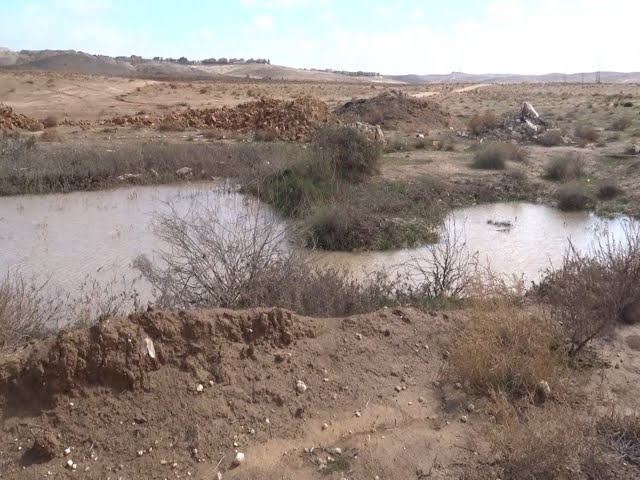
[0,306,638,479]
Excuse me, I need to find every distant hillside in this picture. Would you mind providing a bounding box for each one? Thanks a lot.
[1,48,639,84]
[387,71,640,84]
[0,48,394,83]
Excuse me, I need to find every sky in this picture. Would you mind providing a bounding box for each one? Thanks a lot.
[0,0,638,75]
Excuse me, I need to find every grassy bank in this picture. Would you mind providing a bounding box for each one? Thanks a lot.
[0,135,304,196]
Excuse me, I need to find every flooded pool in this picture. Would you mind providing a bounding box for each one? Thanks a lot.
[0,183,632,300]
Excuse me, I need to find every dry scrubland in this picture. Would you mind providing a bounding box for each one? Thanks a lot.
[1,71,640,478]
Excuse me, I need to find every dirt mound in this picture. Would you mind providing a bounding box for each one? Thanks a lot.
[0,104,43,131]
[10,52,137,77]
[335,89,453,131]
[103,96,333,140]
[0,307,308,409]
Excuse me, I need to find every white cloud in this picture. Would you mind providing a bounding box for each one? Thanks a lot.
[64,0,112,16]
[320,12,334,23]
[375,5,391,16]
[253,14,274,32]
[242,0,328,7]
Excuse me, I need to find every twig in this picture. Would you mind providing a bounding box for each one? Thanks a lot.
[212,455,225,473]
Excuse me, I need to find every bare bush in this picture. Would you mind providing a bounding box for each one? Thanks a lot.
[541,222,640,355]
[407,218,477,299]
[134,198,403,315]
[597,412,640,467]
[42,115,58,129]
[0,271,62,345]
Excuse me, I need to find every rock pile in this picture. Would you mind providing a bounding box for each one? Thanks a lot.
[102,96,333,140]
[0,104,43,131]
[468,102,553,142]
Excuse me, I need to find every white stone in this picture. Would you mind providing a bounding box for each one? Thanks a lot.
[327,447,342,455]
[233,452,245,466]
[144,337,156,359]
[66,459,74,468]
[322,423,329,430]
[355,411,361,418]
[64,447,71,456]
[196,384,204,393]
[296,380,307,393]
[176,167,193,176]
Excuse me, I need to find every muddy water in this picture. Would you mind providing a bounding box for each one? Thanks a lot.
[0,184,631,300]
[314,203,631,284]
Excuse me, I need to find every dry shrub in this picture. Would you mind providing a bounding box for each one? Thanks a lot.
[468,111,497,135]
[158,119,186,132]
[598,182,623,200]
[449,302,563,399]
[536,129,564,147]
[42,115,58,129]
[544,155,584,182]
[254,128,278,142]
[597,412,640,468]
[0,272,60,345]
[472,144,510,170]
[40,129,63,142]
[611,116,632,131]
[201,128,223,139]
[493,408,613,480]
[541,223,640,355]
[556,183,593,211]
[574,124,600,143]
[133,200,396,316]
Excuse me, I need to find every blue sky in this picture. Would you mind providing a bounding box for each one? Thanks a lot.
[1,0,638,74]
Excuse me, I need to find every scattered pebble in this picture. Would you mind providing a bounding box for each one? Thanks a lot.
[460,415,469,423]
[233,452,245,466]
[327,447,342,455]
[401,385,407,391]
[233,442,239,448]
[64,447,71,456]
[418,396,425,403]
[214,472,223,480]
[196,384,204,393]
[454,382,463,390]
[466,403,476,413]
[323,377,329,382]
[322,423,329,430]
[137,450,144,457]
[160,460,168,465]
[209,380,215,386]
[355,333,363,340]
[296,380,307,393]
[355,411,362,418]
[66,459,74,468]
[395,386,402,392]
[172,462,178,468]
[408,402,413,406]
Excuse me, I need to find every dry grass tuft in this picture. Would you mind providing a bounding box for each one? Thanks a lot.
[468,111,498,135]
[40,129,63,142]
[449,302,563,399]
[597,412,640,468]
[157,119,186,132]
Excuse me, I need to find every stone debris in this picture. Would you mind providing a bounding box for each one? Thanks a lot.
[102,96,332,141]
[296,380,308,393]
[144,337,156,359]
[537,380,552,400]
[472,101,551,142]
[196,384,204,393]
[233,452,245,466]
[176,167,193,176]
[0,104,43,131]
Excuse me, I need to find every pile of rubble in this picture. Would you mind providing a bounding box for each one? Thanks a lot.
[335,89,453,130]
[0,104,43,131]
[102,96,333,140]
[465,102,558,142]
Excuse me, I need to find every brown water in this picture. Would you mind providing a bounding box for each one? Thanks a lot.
[0,183,631,299]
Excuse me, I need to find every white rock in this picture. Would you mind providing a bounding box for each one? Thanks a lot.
[137,450,144,457]
[355,333,363,340]
[296,380,307,393]
[327,447,342,455]
[196,384,204,393]
[214,472,223,480]
[144,337,156,359]
[322,423,329,430]
[537,380,552,399]
[64,447,71,456]
[233,452,245,466]
[355,411,362,418]
[209,380,214,386]
[66,459,74,468]
[460,415,469,423]
[467,403,476,413]
[176,167,193,176]
[395,385,402,392]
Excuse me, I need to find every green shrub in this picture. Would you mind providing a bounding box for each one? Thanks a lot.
[312,125,381,182]
[556,184,593,211]
[544,155,584,182]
